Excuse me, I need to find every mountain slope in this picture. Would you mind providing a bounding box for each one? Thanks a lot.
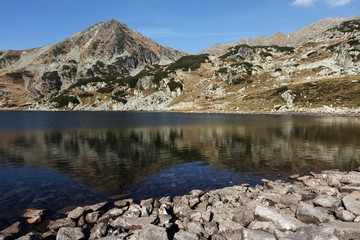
[202,16,357,56]
[0,19,186,107]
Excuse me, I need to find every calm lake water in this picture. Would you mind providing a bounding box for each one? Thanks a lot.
[1,111,360,229]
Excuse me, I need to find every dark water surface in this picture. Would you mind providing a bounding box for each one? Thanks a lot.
[1,111,360,229]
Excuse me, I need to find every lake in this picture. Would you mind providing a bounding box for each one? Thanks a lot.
[0,111,360,229]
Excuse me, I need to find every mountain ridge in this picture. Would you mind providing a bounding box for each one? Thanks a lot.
[0,16,359,114]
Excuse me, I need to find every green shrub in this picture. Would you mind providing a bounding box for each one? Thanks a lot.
[276,86,289,94]
[167,54,209,71]
[153,71,168,83]
[168,79,183,91]
[218,67,228,74]
[52,46,67,57]
[113,90,127,98]
[260,52,273,57]
[111,96,127,104]
[51,95,79,108]
[232,78,245,85]
[97,86,114,94]
[79,93,94,98]
[275,68,282,72]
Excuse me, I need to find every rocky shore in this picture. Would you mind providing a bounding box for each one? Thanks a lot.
[2,169,360,240]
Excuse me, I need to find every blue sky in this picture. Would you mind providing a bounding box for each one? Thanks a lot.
[1,0,359,53]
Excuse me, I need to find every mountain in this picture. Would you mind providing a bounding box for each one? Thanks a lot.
[0,19,186,107]
[0,16,359,114]
[202,16,356,56]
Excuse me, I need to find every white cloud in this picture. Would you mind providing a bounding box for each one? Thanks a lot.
[325,0,352,6]
[293,0,352,6]
[293,0,318,6]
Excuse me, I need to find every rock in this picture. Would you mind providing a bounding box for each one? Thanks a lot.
[279,194,299,206]
[22,209,47,224]
[185,222,204,234]
[254,206,303,232]
[114,199,133,208]
[354,216,360,222]
[42,230,57,240]
[85,211,101,224]
[302,179,321,188]
[56,227,85,240]
[97,208,124,223]
[342,195,360,216]
[138,225,168,240]
[339,186,360,193]
[140,198,153,206]
[296,203,334,224]
[248,221,276,233]
[0,233,12,240]
[48,218,76,231]
[321,222,360,239]
[288,226,338,240]
[1,222,21,235]
[84,202,107,212]
[189,197,200,208]
[232,205,254,226]
[174,230,199,240]
[189,189,204,197]
[109,216,157,230]
[204,222,218,236]
[289,174,300,179]
[68,207,84,220]
[218,220,243,240]
[312,195,339,208]
[241,228,276,240]
[15,232,41,240]
[89,222,107,240]
[335,208,356,222]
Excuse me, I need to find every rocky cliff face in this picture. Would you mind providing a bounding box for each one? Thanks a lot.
[0,16,359,114]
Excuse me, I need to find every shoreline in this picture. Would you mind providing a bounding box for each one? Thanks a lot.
[2,169,360,239]
[1,108,360,118]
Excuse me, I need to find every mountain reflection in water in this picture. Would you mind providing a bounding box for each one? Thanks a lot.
[0,112,360,228]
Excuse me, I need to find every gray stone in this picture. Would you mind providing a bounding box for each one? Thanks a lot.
[114,199,133,208]
[174,230,199,240]
[288,226,338,240]
[241,228,276,240]
[342,195,360,216]
[339,186,360,193]
[138,225,168,240]
[109,216,157,230]
[321,222,360,239]
[218,220,243,240]
[1,222,21,235]
[280,194,299,206]
[354,216,360,222]
[185,222,204,234]
[56,227,85,240]
[189,189,204,197]
[68,207,84,220]
[22,209,47,224]
[335,208,356,222]
[140,198,154,206]
[296,203,333,224]
[97,208,124,223]
[232,205,254,226]
[312,195,339,208]
[211,233,227,240]
[204,222,218,236]
[123,204,141,217]
[255,206,304,232]
[15,232,40,240]
[42,230,57,240]
[0,233,12,240]
[248,221,276,234]
[85,211,101,224]
[48,218,76,231]
[189,197,200,208]
[89,222,107,240]
[84,202,108,212]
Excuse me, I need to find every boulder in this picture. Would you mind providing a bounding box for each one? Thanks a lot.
[1,222,21,235]
[48,218,76,231]
[248,221,276,233]
[342,195,360,216]
[68,207,84,220]
[296,203,334,224]
[56,227,85,240]
[232,205,254,226]
[174,230,199,240]
[218,220,243,240]
[241,228,276,240]
[85,211,101,224]
[312,195,339,208]
[109,216,157,230]
[288,226,338,240]
[321,222,360,239]
[138,225,168,240]
[84,202,108,212]
[255,206,304,232]
[335,208,356,222]
[89,222,107,240]
[22,209,47,224]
